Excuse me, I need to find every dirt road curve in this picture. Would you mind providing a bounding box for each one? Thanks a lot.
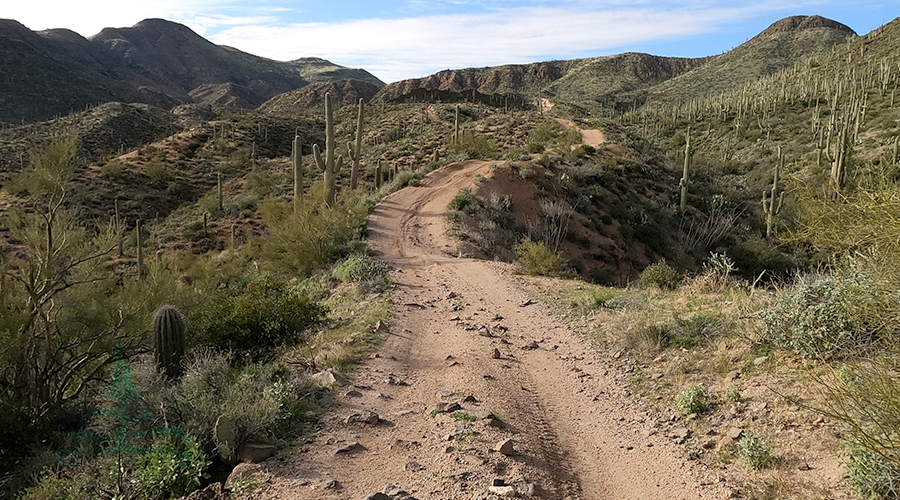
[261,161,724,499]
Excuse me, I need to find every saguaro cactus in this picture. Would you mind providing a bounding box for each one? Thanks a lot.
[136,219,144,281]
[679,127,692,212]
[762,149,785,240]
[291,130,303,200]
[347,98,364,190]
[375,160,383,190]
[313,92,344,206]
[153,305,186,380]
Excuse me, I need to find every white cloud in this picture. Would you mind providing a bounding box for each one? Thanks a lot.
[208,6,750,82]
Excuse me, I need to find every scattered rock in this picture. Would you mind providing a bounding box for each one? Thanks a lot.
[494,438,515,456]
[727,427,744,439]
[492,348,501,359]
[405,460,426,472]
[445,402,462,412]
[446,291,458,299]
[363,493,392,500]
[798,461,812,471]
[812,416,825,426]
[310,369,349,387]
[753,356,768,366]
[323,479,342,490]
[488,485,516,497]
[387,375,409,386]
[522,341,539,350]
[335,442,366,454]
[671,427,691,440]
[383,483,408,496]
[433,402,448,413]
[180,482,226,500]
[439,390,455,398]
[716,435,735,451]
[373,320,390,335]
[347,410,380,425]
[345,389,364,398]
[519,298,536,307]
[225,463,261,490]
[236,443,276,463]
[725,370,741,382]
[462,395,479,403]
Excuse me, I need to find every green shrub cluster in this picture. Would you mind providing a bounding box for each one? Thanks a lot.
[675,385,708,414]
[761,269,890,358]
[737,431,774,470]
[191,273,325,354]
[451,131,499,159]
[639,314,726,349]
[514,238,564,276]
[639,262,680,289]
[333,254,392,294]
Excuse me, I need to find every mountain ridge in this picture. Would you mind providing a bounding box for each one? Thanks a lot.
[0,18,383,125]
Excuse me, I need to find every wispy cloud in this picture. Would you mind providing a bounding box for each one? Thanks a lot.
[208,5,751,82]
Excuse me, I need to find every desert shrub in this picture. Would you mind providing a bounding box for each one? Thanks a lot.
[333,254,392,294]
[257,184,371,276]
[761,269,890,358]
[813,362,900,499]
[448,189,479,215]
[191,273,325,353]
[514,238,563,276]
[675,385,708,414]
[737,431,774,470]
[846,448,900,499]
[144,159,173,188]
[100,159,128,179]
[639,262,680,289]
[451,131,498,159]
[172,354,307,457]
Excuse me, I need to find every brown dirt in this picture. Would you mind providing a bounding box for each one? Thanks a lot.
[254,160,729,499]
[553,118,605,148]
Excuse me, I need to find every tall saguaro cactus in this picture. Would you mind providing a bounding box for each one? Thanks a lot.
[347,98,364,190]
[679,127,692,212]
[153,305,186,380]
[313,92,344,206]
[762,149,786,240]
[291,130,303,200]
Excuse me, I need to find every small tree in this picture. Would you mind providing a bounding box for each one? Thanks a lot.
[0,137,142,416]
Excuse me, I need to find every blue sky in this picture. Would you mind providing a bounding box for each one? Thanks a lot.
[4,1,897,83]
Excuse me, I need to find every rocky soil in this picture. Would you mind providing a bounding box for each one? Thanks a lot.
[232,160,732,500]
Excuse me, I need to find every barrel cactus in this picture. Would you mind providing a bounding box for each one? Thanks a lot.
[153,305,186,379]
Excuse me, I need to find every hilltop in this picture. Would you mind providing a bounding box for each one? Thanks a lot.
[0,18,382,125]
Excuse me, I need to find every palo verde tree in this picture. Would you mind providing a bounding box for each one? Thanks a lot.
[0,137,144,417]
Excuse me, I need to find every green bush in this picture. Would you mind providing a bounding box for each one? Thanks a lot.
[639,262,680,289]
[333,254,392,294]
[675,385,708,414]
[846,448,900,499]
[761,270,888,358]
[191,273,325,353]
[514,238,564,276]
[451,131,499,159]
[737,431,774,470]
[448,189,479,215]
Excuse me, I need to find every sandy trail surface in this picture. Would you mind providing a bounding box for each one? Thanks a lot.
[554,118,606,148]
[258,160,725,499]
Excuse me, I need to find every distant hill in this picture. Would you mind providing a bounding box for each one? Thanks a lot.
[0,18,383,125]
[259,79,382,115]
[640,15,856,105]
[369,52,709,114]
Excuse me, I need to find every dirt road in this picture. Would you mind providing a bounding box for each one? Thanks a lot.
[259,160,725,499]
